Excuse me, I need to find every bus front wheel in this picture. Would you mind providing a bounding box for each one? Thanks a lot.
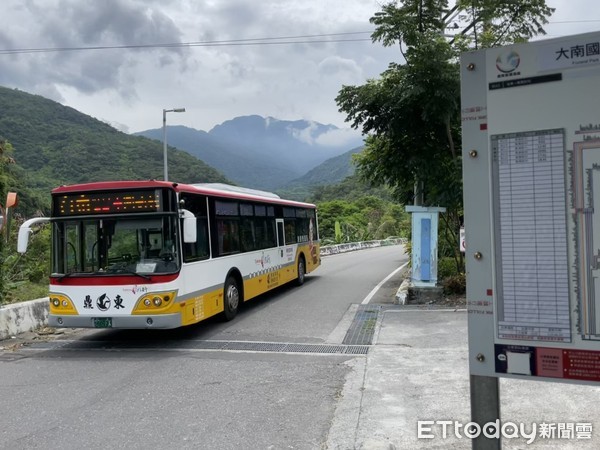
[222,275,241,321]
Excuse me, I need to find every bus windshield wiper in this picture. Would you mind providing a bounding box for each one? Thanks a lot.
[52,271,151,281]
[51,272,75,281]
[111,269,152,280]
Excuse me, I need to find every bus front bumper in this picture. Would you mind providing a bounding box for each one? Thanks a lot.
[48,313,182,329]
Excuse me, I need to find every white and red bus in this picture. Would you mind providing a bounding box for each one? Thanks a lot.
[17,181,320,329]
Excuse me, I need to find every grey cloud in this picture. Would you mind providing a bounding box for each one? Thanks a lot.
[188,0,375,73]
[0,30,15,50]
[2,0,188,98]
[30,83,65,103]
[0,53,66,103]
[318,56,362,80]
[226,60,254,80]
[41,0,185,47]
[210,1,260,33]
[190,0,262,37]
[158,53,177,67]
[70,53,123,93]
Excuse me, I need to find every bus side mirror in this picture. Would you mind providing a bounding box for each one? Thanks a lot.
[181,209,197,244]
[17,217,50,253]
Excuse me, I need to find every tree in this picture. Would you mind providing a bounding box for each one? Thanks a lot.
[316,196,409,244]
[0,139,51,304]
[336,0,553,270]
[0,139,15,301]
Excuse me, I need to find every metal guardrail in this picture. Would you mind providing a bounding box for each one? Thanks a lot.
[320,238,406,256]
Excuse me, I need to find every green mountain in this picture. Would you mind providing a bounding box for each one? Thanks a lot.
[135,116,364,190]
[309,174,394,203]
[277,146,363,200]
[288,146,362,186]
[135,125,297,190]
[0,86,229,215]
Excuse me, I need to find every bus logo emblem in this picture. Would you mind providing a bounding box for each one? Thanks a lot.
[96,293,111,311]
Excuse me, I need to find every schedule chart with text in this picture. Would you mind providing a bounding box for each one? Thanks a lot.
[491,129,571,342]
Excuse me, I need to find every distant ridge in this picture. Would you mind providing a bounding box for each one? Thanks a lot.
[135,115,363,191]
[276,146,363,200]
[286,146,363,187]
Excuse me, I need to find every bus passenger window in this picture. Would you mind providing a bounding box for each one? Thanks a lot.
[254,218,276,249]
[217,219,240,255]
[240,218,256,252]
[296,218,309,243]
[183,217,209,262]
[180,194,210,262]
[284,220,296,245]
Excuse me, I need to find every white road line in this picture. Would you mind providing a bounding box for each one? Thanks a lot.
[361,261,409,305]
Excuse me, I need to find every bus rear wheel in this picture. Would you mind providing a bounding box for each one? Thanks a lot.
[296,256,306,286]
[221,275,241,321]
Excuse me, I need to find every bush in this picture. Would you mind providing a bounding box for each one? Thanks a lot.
[442,273,466,295]
[437,257,465,295]
[438,257,459,279]
[1,220,50,305]
[4,281,48,303]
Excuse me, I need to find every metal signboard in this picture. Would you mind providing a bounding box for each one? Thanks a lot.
[462,31,600,384]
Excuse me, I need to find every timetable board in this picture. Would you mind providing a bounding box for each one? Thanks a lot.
[491,130,570,343]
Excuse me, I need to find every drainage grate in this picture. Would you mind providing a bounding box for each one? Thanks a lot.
[342,305,382,345]
[196,341,369,355]
[344,345,370,355]
[26,339,370,355]
[219,341,286,352]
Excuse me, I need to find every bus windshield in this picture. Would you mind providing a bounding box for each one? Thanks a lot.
[51,215,180,276]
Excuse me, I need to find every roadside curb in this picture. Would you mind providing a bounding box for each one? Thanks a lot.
[394,278,411,305]
[0,298,49,340]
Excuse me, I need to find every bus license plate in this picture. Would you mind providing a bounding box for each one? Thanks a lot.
[93,318,112,328]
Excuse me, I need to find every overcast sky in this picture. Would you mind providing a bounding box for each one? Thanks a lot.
[0,0,597,137]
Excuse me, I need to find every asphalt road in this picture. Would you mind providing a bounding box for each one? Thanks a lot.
[0,245,408,450]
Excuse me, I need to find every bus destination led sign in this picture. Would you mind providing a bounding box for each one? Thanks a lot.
[55,190,163,216]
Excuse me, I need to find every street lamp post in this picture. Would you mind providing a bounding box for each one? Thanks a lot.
[162,107,186,181]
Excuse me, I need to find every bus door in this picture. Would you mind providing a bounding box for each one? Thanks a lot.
[277,217,296,269]
[276,219,285,261]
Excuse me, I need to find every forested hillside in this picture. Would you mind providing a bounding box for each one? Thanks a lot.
[0,86,229,215]
[308,175,409,243]
[278,146,363,200]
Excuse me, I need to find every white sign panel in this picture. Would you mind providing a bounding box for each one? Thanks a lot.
[462,31,600,384]
[538,35,600,72]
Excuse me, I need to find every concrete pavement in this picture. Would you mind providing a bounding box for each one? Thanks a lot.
[326,306,600,449]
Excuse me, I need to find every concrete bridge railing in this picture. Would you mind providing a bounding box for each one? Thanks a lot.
[320,238,406,256]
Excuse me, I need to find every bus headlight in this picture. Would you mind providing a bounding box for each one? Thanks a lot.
[132,291,177,314]
[49,294,78,315]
